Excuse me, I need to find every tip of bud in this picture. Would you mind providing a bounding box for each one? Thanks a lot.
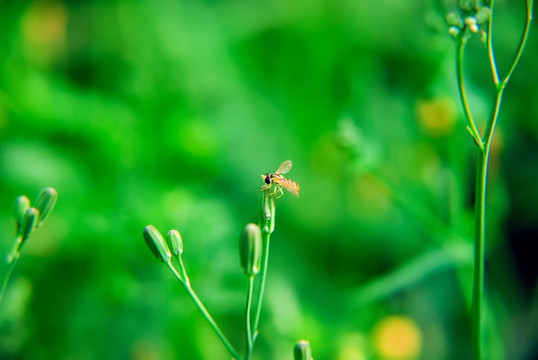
[294,340,312,360]
[259,193,276,234]
[143,225,172,263]
[34,187,58,228]
[13,195,31,234]
[166,229,184,256]
[464,17,479,33]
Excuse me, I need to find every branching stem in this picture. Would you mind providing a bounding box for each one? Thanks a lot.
[455,1,534,358]
[167,263,240,359]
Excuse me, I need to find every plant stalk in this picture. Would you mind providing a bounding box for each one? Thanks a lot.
[167,263,240,359]
[0,253,19,304]
[456,36,483,147]
[252,230,271,341]
[244,275,255,360]
[471,146,489,360]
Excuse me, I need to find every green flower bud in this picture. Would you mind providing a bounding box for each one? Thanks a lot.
[19,207,40,251]
[448,26,460,38]
[475,7,491,25]
[166,229,183,256]
[239,223,262,277]
[465,17,478,33]
[459,0,474,11]
[143,225,171,263]
[13,195,31,235]
[445,11,463,28]
[34,187,57,228]
[259,192,275,234]
[294,340,312,360]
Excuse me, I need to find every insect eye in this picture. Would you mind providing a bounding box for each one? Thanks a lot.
[264,174,271,184]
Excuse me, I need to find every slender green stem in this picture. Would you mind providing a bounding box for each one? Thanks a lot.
[459,2,534,358]
[487,0,500,85]
[471,147,488,360]
[252,230,271,341]
[176,255,190,286]
[456,36,484,147]
[0,253,20,304]
[244,276,255,360]
[0,235,23,304]
[501,0,534,87]
[166,263,240,359]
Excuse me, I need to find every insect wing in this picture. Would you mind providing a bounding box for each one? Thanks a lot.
[280,179,300,197]
[275,160,293,175]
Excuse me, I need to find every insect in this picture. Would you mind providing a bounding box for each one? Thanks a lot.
[260,160,300,198]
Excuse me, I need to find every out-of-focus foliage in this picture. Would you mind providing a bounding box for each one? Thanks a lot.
[0,0,536,359]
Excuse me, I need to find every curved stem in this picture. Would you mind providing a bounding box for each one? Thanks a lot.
[244,276,255,360]
[501,0,534,86]
[487,0,500,85]
[167,263,240,359]
[456,37,484,148]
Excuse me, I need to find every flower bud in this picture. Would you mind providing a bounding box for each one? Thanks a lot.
[259,192,275,234]
[294,340,312,360]
[465,17,479,33]
[448,26,460,38]
[13,195,31,235]
[475,7,491,25]
[239,223,262,277]
[459,0,475,11]
[34,187,57,228]
[445,11,463,28]
[143,225,171,263]
[166,229,183,256]
[19,207,40,250]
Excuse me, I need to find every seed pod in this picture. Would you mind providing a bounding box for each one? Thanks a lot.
[19,207,40,251]
[143,225,172,263]
[294,340,312,360]
[166,229,183,256]
[34,187,57,228]
[13,195,31,235]
[239,223,262,277]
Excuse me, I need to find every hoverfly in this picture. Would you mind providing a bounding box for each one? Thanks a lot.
[260,160,300,198]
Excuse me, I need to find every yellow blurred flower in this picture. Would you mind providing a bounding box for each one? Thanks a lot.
[22,0,67,65]
[416,97,457,137]
[372,315,422,360]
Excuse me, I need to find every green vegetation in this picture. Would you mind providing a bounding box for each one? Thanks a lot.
[1,187,57,304]
[1,1,537,359]
[447,1,534,358]
[143,182,298,359]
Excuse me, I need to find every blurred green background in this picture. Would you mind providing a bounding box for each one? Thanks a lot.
[1,0,537,359]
